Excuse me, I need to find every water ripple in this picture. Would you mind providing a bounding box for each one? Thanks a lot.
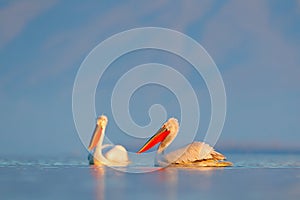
[1,153,299,169]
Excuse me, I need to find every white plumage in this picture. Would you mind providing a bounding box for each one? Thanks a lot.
[88,115,129,166]
[138,118,232,167]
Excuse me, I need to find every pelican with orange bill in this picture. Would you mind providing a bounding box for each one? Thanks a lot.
[137,118,232,167]
[88,115,129,166]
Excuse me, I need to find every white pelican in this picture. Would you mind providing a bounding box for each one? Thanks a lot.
[88,115,129,166]
[137,118,232,167]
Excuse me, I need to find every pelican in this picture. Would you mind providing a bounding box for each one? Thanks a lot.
[137,118,232,167]
[88,115,129,166]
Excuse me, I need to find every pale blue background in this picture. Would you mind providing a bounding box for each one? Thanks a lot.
[0,0,299,156]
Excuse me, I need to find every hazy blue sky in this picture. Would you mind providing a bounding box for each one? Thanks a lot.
[1,0,300,156]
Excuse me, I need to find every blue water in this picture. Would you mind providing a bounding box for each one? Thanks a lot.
[1,153,300,200]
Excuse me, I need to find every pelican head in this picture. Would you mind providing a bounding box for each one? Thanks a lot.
[137,118,179,154]
[88,115,108,151]
[97,115,108,128]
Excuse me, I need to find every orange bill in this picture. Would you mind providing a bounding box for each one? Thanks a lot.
[88,125,102,151]
[137,127,170,153]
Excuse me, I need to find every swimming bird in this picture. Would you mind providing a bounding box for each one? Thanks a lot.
[137,118,232,167]
[88,115,129,166]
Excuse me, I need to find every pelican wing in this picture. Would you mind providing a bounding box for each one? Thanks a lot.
[104,145,129,164]
[164,142,226,164]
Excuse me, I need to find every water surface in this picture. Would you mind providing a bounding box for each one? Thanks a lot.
[1,153,299,200]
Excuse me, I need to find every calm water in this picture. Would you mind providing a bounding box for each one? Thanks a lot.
[1,153,300,200]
